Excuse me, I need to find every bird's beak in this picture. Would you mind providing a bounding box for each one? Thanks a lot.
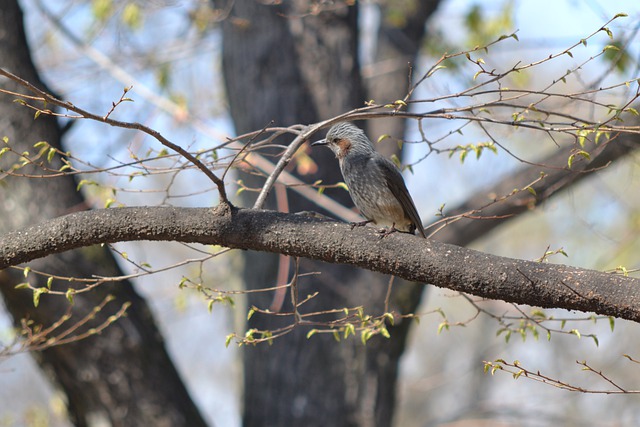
[311,139,327,147]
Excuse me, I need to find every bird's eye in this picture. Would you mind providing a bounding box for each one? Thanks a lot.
[332,138,339,144]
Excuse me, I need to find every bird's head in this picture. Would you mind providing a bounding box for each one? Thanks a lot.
[311,122,375,159]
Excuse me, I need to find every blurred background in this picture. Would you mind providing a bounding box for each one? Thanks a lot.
[1,1,639,426]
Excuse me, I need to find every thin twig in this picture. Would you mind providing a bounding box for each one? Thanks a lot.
[0,68,230,203]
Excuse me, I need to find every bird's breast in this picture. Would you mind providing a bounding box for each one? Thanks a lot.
[341,156,412,230]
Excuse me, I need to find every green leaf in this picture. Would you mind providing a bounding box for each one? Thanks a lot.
[343,323,355,339]
[225,334,235,348]
[594,131,603,145]
[47,147,56,162]
[380,326,390,339]
[459,150,468,163]
[23,266,31,277]
[33,288,48,307]
[567,150,591,169]
[46,276,53,289]
[376,134,390,144]
[76,179,98,191]
[427,65,447,77]
[531,327,539,341]
[390,154,401,168]
[14,282,30,290]
[609,317,615,332]
[576,129,589,147]
[577,150,590,162]
[92,0,113,20]
[437,322,449,334]
[360,330,371,345]
[306,329,318,339]
[336,182,349,192]
[383,312,395,326]
[530,309,546,319]
[66,288,75,304]
[263,330,274,346]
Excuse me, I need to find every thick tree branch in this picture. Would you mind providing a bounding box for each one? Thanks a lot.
[1,206,638,322]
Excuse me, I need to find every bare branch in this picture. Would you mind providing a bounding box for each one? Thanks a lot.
[485,358,640,394]
[0,67,231,204]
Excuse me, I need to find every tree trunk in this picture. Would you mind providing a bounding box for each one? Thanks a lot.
[0,2,206,426]
[221,2,439,426]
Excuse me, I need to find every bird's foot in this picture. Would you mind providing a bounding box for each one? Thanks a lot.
[377,224,399,239]
[350,219,373,230]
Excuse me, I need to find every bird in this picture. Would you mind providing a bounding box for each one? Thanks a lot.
[311,122,426,238]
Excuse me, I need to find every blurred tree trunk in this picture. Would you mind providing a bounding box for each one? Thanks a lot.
[221,2,440,426]
[366,1,442,152]
[0,2,206,426]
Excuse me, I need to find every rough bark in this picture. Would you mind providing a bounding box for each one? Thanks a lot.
[0,1,206,426]
[2,205,639,322]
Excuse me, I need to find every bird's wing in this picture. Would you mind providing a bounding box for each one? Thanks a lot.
[378,158,426,238]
